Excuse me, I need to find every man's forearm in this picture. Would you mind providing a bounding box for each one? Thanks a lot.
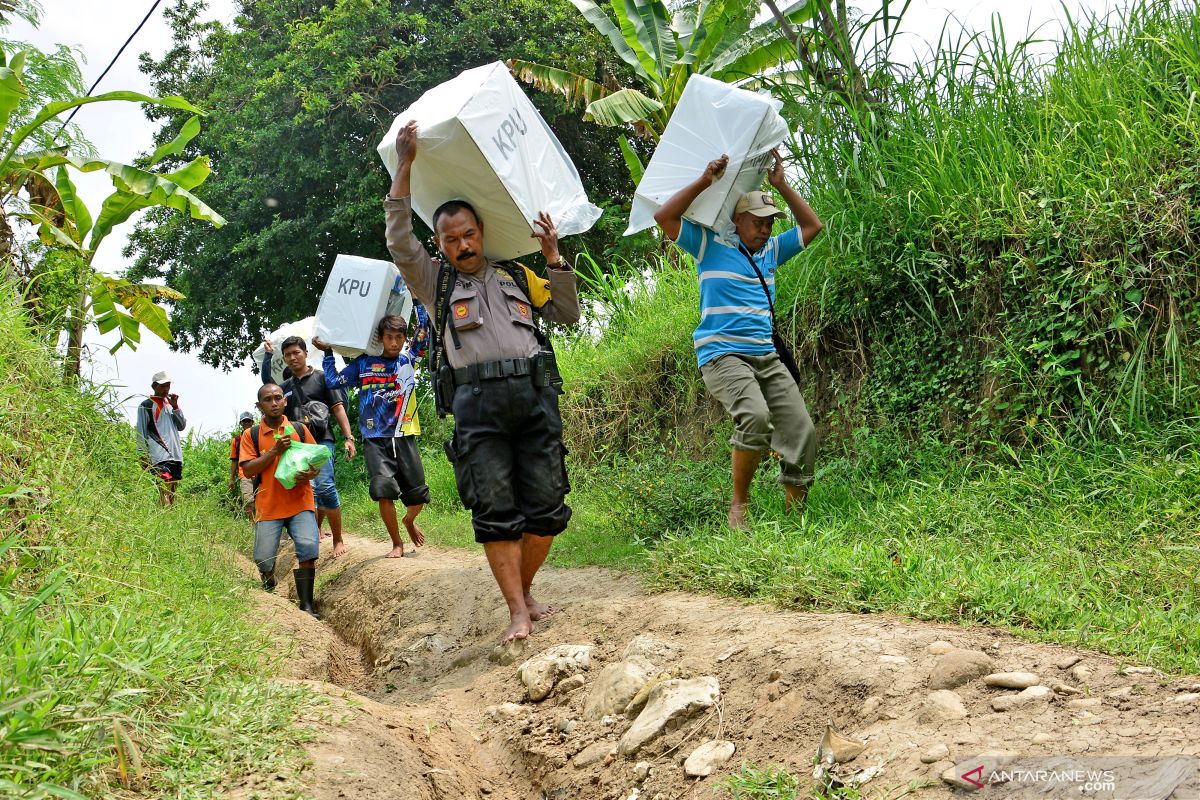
[389,163,411,200]
[777,182,823,244]
[241,450,278,479]
[332,404,353,440]
[383,196,438,307]
[654,175,712,239]
[543,269,581,326]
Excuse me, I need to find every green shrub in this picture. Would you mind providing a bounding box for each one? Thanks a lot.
[0,295,308,798]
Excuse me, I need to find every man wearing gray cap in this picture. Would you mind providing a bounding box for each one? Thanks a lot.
[654,150,824,528]
[229,411,257,519]
[136,370,187,507]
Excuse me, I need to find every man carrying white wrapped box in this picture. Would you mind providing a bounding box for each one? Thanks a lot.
[655,150,823,529]
[384,120,579,645]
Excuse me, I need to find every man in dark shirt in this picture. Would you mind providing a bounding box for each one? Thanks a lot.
[261,336,356,557]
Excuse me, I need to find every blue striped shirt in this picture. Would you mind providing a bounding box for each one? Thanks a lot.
[676,219,803,367]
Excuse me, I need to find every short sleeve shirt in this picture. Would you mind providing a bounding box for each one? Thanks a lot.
[675,219,803,367]
[229,433,247,478]
[239,417,317,522]
[283,368,346,442]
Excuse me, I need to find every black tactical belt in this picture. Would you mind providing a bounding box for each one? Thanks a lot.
[453,357,534,385]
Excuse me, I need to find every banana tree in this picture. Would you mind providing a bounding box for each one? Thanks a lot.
[509,0,815,179]
[0,47,225,379]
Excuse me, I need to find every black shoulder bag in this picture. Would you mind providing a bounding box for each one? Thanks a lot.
[287,375,330,441]
[739,248,804,385]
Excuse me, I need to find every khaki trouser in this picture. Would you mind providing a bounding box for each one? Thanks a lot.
[700,352,816,486]
[238,477,257,515]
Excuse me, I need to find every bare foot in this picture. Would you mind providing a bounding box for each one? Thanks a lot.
[501,612,534,643]
[784,484,809,515]
[386,545,406,558]
[525,594,555,621]
[403,518,425,547]
[728,503,749,530]
[332,539,348,559]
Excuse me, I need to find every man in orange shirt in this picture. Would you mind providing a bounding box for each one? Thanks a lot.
[228,411,256,520]
[240,383,323,618]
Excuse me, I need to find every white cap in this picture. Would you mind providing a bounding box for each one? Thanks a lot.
[151,370,171,385]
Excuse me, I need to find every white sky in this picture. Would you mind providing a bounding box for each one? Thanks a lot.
[16,0,1112,436]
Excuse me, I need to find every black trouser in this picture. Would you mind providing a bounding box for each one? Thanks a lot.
[362,436,431,506]
[449,376,571,543]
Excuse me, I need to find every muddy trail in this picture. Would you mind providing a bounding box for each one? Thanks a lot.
[229,534,1200,800]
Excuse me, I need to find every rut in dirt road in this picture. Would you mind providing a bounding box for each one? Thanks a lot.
[250,534,1200,800]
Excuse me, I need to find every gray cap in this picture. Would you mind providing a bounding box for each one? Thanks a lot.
[237,411,255,424]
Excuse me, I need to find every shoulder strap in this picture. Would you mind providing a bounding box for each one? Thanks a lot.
[496,262,532,304]
[431,262,461,370]
[739,247,776,324]
[247,424,261,458]
[140,397,172,452]
[247,419,308,461]
[290,370,309,404]
[496,261,546,337]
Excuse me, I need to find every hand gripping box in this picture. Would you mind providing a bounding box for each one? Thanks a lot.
[626,74,789,237]
[252,316,343,384]
[377,61,602,261]
[313,255,414,359]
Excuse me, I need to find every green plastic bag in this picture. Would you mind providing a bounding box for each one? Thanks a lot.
[274,426,331,490]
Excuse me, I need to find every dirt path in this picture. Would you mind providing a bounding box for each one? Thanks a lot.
[237,534,1200,800]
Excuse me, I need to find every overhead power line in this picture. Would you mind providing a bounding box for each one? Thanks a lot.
[57,0,166,135]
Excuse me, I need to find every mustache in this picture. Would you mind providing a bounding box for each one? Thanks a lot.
[457,251,477,261]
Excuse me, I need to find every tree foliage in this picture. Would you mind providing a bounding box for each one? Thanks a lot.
[0,20,223,378]
[509,0,814,177]
[127,0,635,369]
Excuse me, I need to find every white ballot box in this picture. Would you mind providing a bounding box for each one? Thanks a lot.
[377,61,602,261]
[626,74,789,236]
[252,316,341,384]
[313,255,413,359]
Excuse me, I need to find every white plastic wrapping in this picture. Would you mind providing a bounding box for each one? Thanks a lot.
[313,254,413,359]
[252,316,343,385]
[626,74,789,237]
[377,61,602,261]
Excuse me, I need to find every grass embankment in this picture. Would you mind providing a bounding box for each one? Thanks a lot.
[189,1,1200,680]
[0,298,308,799]
[354,309,1198,674]
[332,1,1200,674]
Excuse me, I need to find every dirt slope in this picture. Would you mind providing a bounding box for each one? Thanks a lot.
[239,534,1200,800]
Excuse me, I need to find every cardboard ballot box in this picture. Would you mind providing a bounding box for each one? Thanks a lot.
[252,316,347,384]
[313,255,414,359]
[377,61,601,261]
[626,74,789,236]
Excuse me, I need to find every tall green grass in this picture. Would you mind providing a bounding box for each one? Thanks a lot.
[774,0,1200,436]
[0,296,308,798]
[645,421,1200,672]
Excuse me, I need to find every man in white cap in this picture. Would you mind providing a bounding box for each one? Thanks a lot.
[654,150,823,528]
[135,371,187,507]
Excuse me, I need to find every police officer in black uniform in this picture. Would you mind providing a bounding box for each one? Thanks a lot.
[383,121,580,645]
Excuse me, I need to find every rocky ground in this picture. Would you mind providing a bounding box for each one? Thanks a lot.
[227,534,1200,800]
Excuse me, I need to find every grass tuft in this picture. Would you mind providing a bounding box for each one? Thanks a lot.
[0,293,310,798]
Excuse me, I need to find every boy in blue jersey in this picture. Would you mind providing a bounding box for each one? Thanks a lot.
[654,150,824,528]
[314,306,431,558]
